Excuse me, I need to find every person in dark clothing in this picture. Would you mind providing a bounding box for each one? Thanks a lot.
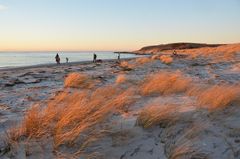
[55,53,60,64]
[93,53,97,63]
[66,57,69,63]
[118,53,121,61]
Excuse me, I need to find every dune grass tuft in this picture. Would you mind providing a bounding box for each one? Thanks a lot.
[135,57,152,65]
[64,73,94,89]
[137,104,179,128]
[119,61,134,70]
[115,74,127,84]
[194,85,240,110]
[160,55,173,64]
[141,71,192,96]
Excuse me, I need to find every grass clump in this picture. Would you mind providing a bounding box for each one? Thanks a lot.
[135,57,152,65]
[195,85,240,110]
[119,61,134,71]
[160,55,173,64]
[136,104,179,128]
[64,73,94,89]
[115,74,127,84]
[141,71,192,96]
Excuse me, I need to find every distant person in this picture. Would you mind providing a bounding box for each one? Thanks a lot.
[66,57,69,63]
[55,53,60,64]
[118,53,121,61]
[93,53,97,63]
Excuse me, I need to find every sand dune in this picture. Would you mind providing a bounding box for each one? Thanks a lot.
[135,42,223,54]
[135,43,240,56]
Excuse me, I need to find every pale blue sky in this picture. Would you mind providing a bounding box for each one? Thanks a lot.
[0,0,240,51]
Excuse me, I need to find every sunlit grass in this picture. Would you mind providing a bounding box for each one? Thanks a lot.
[64,73,94,89]
[6,81,137,156]
[194,85,240,110]
[137,104,179,128]
[115,74,127,84]
[160,55,173,64]
[135,57,152,65]
[141,71,192,96]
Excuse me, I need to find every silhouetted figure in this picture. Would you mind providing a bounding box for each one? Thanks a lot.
[93,53,97,63]
[66,57,69,63]
[55,53,60,64]
[118,53,121,61]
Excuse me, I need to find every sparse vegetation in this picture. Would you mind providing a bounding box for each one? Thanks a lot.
[141,71,192,96]
[160,55,173,64]
[169,145,208,159]
[119,61,134,71]
[135,57,152,64]
[5,82,137,156]
[64,73,94,89]
[137,104,179,128]
[194,85,240,110]
[115,74,127,84]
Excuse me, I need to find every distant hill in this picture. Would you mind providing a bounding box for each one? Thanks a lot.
[135,43,224,54]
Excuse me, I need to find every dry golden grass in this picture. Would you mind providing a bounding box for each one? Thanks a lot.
[141,71,192,96]
[166,43,240,62]
[135,57,152,64]
[160,55,173,64]
[168,122,209,159]
[64,73,94,89]
[119,61,134,70]
[115,74,127,84]
[23,105,47,138]
[186,85,207,97]
[7,84,137,155]
[137,104,179,128]
[169,143,193,159]
[165,43,240,55]
[193,85,240,110]
[168,144,208,159]
[5,127,25,145]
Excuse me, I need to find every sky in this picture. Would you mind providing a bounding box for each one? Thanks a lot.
[0,0,240,51]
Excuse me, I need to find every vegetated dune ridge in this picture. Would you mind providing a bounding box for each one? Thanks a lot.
[0,43,240,159]
[135,42,240,55]
[135,42,224,54]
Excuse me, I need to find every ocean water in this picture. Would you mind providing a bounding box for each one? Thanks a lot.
[0,52,138,68]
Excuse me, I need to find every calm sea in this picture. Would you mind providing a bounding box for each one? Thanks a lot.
[0,52,138,68]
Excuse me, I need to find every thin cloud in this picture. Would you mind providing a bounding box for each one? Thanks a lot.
[0,4,8,11]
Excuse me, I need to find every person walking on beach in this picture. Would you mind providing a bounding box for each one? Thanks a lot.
[55,53,60,64]
[66,57,69,63]
[93,53,97,63]
[118,53,121,61]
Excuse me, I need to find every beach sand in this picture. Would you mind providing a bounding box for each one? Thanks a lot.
[0,46,240,158]
[0,59,127,133]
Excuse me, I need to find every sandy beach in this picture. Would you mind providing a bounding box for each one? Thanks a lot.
[0,58,132,133]
[0,44,240,158]
[1,0,240,158]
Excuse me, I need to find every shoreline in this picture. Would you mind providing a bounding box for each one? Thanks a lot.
[0,57,138,72]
